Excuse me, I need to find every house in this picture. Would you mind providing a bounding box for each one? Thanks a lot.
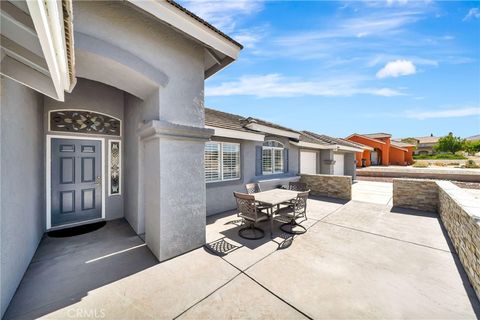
[466,134,480,142]
[346,133,415,166]
[204,109,362,215]
[414,135,440,155]
[0,0,242,316]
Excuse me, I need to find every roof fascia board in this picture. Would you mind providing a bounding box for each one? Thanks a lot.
[206,126,265,142]
[290,141,336,150]
[346,134,386,145]
[27,0,69,101]
[126,0,241,60]
[245,123,300,140]
[335,145,364,152]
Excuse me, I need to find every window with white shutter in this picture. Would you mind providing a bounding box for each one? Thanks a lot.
[205,142,240,183]
[262,140,284,174]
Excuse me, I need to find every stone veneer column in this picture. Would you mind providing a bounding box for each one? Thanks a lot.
[138,120,213,261]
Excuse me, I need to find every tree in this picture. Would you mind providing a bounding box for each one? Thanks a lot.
[464,140,480,155]
[434,132,465,154]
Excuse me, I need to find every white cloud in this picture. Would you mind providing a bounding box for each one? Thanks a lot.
[406,107,480,120]
[206,74,403,98]
[463,8,480,21]
[179,0,263,33]
[376,59,417,78]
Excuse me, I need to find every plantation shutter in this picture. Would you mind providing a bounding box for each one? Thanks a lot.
[255,146,262,176]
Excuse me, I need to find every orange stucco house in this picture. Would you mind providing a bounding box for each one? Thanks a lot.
[346,133,415,167]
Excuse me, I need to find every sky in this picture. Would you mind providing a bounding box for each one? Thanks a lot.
[180,0,480,139]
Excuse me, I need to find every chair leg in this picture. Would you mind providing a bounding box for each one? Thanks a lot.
[239,222,265,240]
[280,218,306,235]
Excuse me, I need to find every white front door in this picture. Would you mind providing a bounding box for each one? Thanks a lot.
[300,151,317,174]
[371,151,378,165]
[333,153,345,175]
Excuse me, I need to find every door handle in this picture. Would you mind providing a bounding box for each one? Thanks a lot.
[95,176,102,185]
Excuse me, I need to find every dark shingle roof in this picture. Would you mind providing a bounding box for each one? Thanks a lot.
[302,131,366,149]
[205,108,252,132]
[244,117,300,134]
[166,0,243,49]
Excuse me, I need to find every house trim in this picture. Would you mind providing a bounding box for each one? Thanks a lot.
[46,134,106,230]
[245,123,300,140]
[206,125,265,142]
[290,140,335,150]
[126,0,241,60]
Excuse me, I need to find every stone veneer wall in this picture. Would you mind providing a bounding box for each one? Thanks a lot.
[437,181,480,300]
[300,174,352,200]
[393,178,480,300]
[392,178,438,212]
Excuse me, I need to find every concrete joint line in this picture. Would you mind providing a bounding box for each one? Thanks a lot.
[320,221,453,254]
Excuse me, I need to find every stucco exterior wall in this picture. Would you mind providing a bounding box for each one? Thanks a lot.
[73,1,205,127]
[206,138,300,216]
[1,77,44,317]
[389,147,406,165]
[44,78,125,221]
[123,94,144,234]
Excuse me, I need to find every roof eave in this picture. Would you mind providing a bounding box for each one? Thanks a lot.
[126,0,242,62]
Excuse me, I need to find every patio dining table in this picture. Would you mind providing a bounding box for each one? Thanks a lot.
[254,189,301,237]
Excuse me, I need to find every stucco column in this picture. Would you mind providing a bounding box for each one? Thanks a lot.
[138,120,213,261]
[320,150,335,174]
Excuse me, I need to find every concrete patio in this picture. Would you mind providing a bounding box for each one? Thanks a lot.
[4,197,480,319]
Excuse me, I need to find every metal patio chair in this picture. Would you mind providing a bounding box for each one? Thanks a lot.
[234,192,269,240]
[288,182,308,192]
[277,191,309,235]
[245,182,261,195]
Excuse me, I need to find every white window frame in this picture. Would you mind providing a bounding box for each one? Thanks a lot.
[205,141,241,183]
[262,140,284,175]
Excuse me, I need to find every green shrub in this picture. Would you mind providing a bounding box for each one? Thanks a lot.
[413,154,467,160]
[412,161,429,168]
[464,160,480,169]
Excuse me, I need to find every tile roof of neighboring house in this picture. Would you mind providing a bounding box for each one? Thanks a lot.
[346,133,386,144]
[205,108,253,132]
[466,134,480,141]
[303,131,371,150]
[166,0,243,49]
[362,133,392,138]
[244,117,300,134]
[391,140,415,148]
[416,136,440,144]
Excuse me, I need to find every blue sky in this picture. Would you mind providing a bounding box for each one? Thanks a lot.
[181,0,480,138]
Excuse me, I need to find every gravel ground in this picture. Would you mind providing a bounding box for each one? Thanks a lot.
[356,176,480,190]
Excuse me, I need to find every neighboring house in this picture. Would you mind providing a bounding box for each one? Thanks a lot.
[204,109,362,215]
[346,133,415,166]
[1,0,242,316]
[466,134,480,142]
[414,135,440,155]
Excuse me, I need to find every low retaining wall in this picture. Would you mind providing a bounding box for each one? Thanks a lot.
[437,181,480,299]
[392,178,438,212]
[300,174,351,200]
[357,168,480,183]
[393,178,480,300]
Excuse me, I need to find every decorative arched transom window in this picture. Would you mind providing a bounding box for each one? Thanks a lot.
[262,140,284,174]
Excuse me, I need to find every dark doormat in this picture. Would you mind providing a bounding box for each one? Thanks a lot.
[47,221,107,238]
